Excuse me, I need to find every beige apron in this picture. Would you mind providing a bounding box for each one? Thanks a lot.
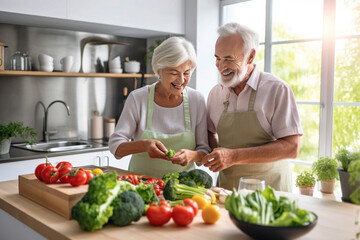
[217,73,292,192]
[128,83,196,179]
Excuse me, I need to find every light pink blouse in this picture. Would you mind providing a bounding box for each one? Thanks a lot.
[207,66,303,140]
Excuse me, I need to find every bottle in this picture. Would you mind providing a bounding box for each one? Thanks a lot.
[105,118,116,139]
[90,110,103,139]
[10,51,24,71]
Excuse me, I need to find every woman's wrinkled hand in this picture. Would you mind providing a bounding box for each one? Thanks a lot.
[144,139,168,159]
[170,149,205,167]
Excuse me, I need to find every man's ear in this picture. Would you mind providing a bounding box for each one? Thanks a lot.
[247,49,256,64]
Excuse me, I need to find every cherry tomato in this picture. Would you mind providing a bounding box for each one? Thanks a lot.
[55,161,72,169]
[153,185,161,196]
[35,162,52,181]
[68,169,87,186]
[192,194,211,209]
[183,198,199,216]
[172,203,195,226]
[146,200,172,226]
[156,179,165,189]
[41,166,59,184]
[58,165,73,183]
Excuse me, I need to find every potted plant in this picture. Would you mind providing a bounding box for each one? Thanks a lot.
[0,121,38,155]
[312,156,339,194]
[335,148,360,204]
[295,170,316,196]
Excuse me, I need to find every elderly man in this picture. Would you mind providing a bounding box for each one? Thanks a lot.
[202,23,303,192]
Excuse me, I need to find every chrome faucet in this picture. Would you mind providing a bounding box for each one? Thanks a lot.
[39,100,70,142]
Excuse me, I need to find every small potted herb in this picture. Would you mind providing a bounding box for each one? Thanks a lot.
[336,148,360,204]
[295,170,316,196]
[0,121,38,155]
[312,156,339,194]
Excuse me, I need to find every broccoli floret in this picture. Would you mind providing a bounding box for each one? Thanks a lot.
[135,182,158,204]
[179,179,196,187]
[110,191,144,226]
[166,149,176,158]
[71,171,136,232]
[179,169,213,188]
[163,178,208,201]
[162,172,179,185]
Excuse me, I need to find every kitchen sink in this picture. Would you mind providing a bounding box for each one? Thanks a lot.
[13,140,93,152]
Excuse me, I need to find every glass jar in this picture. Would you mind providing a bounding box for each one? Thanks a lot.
[22,52,32,71]
[10,51,24,71]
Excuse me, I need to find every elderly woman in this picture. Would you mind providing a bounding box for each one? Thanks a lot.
[109,37,210,178]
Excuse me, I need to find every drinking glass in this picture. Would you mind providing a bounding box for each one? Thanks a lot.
[238,177,265,191]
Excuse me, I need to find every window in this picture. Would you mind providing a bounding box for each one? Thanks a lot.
[220,0,360,168]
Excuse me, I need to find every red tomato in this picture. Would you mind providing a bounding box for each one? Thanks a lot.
[183,198,199,216]
[84,171,94,184]
[55,161,72,169]
[153,185,161,196]
[58,165,73,183]
[172,203,195,226]
[156,179,165,189]
[41,166,59,184]
[35,162,52,181]
[146,200,172,226]
[68,169,87,186]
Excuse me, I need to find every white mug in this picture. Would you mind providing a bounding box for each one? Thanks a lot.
[60,56,74,73]
[38,54,54,66]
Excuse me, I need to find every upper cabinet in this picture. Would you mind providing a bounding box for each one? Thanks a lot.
[0,0,67,19]
[0,0,185,38]
[67,0,185,35]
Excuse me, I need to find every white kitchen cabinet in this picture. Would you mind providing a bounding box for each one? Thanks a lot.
[66,0,185,35]
[48,152,101,168]
[0,0,67,19]
[101,150,130,171]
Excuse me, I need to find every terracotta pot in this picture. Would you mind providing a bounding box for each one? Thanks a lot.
[320,179,336,194]
[299,185,314,196]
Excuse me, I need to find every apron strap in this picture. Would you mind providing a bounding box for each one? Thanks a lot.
[146,82,191,131]
[248,72,263,112]
[146,83,157,129]
[182,88,191,131]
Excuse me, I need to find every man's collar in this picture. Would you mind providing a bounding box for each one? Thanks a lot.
[246,64,260,91]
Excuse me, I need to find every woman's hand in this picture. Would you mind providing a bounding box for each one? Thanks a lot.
[144,139,168,159]
[170,150,206,166]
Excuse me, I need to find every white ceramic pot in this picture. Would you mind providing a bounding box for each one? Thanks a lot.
[0,138,11,155]
[124,61,140,73]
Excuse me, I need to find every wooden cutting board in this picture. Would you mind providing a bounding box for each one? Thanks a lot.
[18,166,134,220]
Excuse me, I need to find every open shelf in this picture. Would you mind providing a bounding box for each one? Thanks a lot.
[0,70,155,78]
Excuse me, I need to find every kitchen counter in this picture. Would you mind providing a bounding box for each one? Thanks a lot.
[0,169,359,240]
[0,139,109,163]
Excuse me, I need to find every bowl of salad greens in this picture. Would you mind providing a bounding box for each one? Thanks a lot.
[226,186,318,240]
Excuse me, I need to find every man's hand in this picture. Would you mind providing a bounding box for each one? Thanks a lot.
[144,139,168,159]
[201,148,236,172]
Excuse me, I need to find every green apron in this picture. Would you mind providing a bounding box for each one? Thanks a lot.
[217,73,292,191]
[128,82,196,179]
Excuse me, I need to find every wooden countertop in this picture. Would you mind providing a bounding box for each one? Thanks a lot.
[0,171,359,240]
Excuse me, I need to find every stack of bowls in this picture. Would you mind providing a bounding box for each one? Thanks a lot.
[38,54,54,72]
[109,56,123,73]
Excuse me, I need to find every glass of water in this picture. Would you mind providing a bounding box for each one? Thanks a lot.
[238,177,265,191]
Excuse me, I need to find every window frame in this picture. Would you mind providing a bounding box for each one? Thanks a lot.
[220,0,360,165]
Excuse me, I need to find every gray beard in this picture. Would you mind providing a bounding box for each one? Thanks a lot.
[220,67,247,88]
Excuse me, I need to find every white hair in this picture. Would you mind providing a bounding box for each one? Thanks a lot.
[217,23,259,58]
[152,37,197,78]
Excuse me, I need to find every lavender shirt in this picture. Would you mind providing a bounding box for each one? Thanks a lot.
[207,66,303,140]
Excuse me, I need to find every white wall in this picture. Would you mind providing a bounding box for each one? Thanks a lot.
[185,0,219,99]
